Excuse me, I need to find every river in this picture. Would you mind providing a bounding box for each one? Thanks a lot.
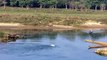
[0,29,107,60]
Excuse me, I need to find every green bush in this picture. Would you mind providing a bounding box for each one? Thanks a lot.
[0,32,4,38]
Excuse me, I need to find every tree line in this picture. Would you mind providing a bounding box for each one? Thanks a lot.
[0,0,107,10]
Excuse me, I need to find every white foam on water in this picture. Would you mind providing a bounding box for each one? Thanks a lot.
[50,44,55,47]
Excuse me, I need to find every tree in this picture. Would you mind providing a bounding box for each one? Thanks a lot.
[2,0,7,9]
[0,0,3,6]
[38,0,47,8]
[99,0,107,11]
[86,0,100,10]
[6,0,10,6]
[0,0,107,10]
[10,0,18,6]
[79,0,86,11]
[69,0,81,10]
[18,0,32,9]
[93,0,100,10]
[70,0,80,10]
[30,0,39,7]
[47,0,58,8]
[58,0,69,9]
[100,3,106,11]
[85,0,92,10]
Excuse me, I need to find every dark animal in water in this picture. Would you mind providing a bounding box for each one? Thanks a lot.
[7,34,20,41]
[0,34,20,43]
[89,30,93,35]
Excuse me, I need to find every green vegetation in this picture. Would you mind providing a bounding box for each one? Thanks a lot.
[0,0,107,10]
[0,7,107,26]
[0,31,4,38]
[0,0,106,26]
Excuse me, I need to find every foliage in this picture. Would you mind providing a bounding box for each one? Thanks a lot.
[18,0,32,7]
[0,0,3,5]
[0,0,107,10]
[10,0,18,6]
[47,0,58,8]
[0,32,4,38]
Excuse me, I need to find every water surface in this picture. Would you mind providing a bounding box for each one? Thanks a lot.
[0,29,107,60]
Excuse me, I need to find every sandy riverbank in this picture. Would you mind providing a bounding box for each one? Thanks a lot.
[0,23,107,30]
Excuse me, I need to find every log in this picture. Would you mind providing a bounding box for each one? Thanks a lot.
[85,40,107,46]
[85,40,107,56]
[88,46,107,49]
[95,48,107,56]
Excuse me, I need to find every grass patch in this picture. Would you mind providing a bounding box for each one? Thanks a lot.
[0,7,107,26]
[0,31,4,38]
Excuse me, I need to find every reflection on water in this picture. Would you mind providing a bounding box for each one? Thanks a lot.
[79,32,105,40]
[0,29,106,41]
[0,29,107,60]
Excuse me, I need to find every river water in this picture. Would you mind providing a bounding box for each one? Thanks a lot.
[0,29,107,60]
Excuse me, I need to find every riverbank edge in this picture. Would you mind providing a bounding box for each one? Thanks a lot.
[0,24,107,30]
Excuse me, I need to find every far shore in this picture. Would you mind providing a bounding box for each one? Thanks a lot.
[0,7,107,29]
[0,23,107,30]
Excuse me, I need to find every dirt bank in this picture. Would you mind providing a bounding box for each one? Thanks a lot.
[78,20,107,29]
[0,23,107,30]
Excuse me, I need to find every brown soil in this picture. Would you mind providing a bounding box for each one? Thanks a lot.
[0,23,107,30]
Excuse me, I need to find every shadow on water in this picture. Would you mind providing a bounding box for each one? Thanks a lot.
[0,29,106,43]
[78,29,106,41]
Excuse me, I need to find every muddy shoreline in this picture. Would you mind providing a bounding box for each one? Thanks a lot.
[0,24,107,30]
